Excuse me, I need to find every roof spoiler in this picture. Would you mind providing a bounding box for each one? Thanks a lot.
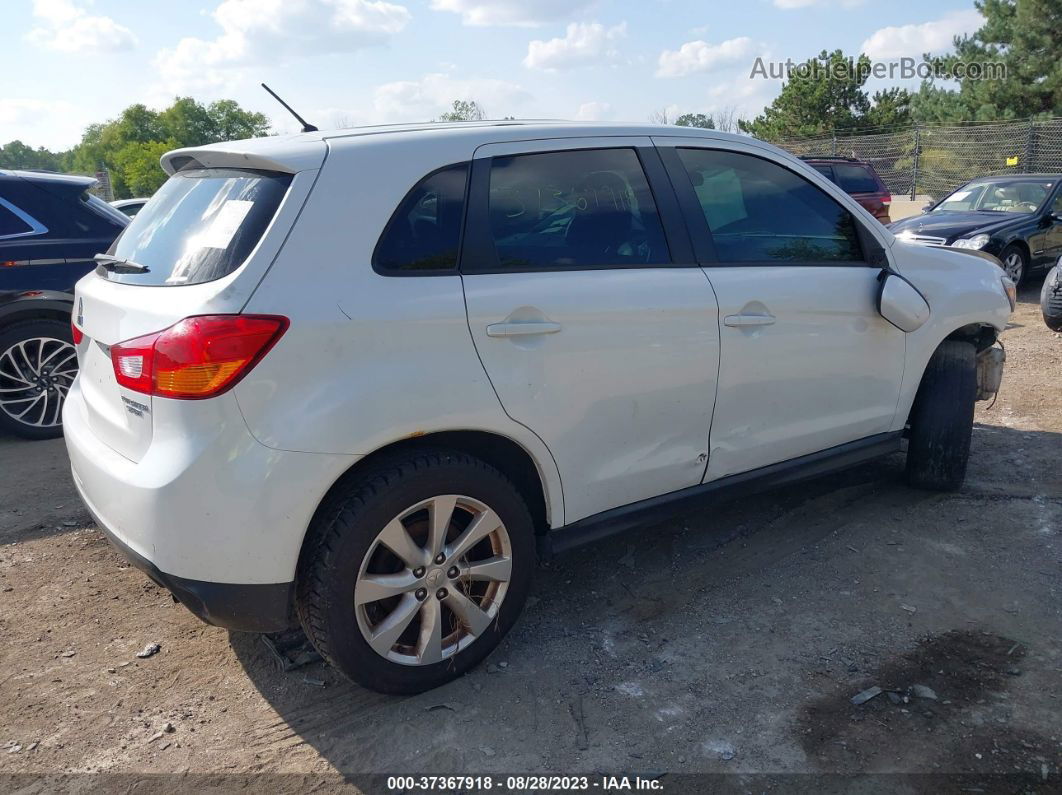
[160,139,327,176]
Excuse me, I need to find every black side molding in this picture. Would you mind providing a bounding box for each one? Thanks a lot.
[541,432,903,557]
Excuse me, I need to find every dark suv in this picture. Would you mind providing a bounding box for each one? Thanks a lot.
[0,170,128,439]
[801,156,892,224]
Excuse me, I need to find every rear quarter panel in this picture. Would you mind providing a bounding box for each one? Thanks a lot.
[235,131,566,526]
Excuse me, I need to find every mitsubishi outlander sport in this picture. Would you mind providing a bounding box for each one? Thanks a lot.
[64,123,1013,694]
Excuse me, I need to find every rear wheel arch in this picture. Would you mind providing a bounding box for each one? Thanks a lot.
[0,304,73,334]
[304,431,552,547]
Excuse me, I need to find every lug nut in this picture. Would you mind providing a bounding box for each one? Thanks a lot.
[436,588,448,600]
[434,554,445,565]
[415,588,427,601]
[413,566,425,578]
[447,566,459,579]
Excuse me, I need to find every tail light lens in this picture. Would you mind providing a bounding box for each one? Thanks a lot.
[110,315,288,399]
[71,321,84,345]
[882,194,892,205]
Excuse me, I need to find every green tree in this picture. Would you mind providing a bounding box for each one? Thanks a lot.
[0,140,65,171]
[437,100,485,122]
[674,113,715,129]
[913,0,1062,122]
[113,140,181,197]
[865,87,913,129]
[206,99,270,141]
[740,50,910,139]
[64,96,271,198]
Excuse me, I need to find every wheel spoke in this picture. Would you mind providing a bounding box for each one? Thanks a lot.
[13,392,44,420]
[37,343,68,370]
[14,341,36,375]
[416,598,444,664]
[428,495,457,557]
[0,354,32,384]
[463,555,512,583]
[447,508,502,561]
[355,570,419,605]
[444,588,493,636]
[367,593,421,656]
[378,517,425,568]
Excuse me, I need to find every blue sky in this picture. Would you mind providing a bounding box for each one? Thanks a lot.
[4,0,985,150]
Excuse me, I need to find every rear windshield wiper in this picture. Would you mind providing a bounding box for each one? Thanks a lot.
[94,253,150,273]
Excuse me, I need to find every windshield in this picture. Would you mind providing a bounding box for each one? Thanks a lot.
[934,179,1055,215]
[106,168,291,286]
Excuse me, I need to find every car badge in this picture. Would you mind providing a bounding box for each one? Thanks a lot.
[76,297,84,326]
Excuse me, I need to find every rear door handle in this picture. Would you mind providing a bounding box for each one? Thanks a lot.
[486,321,563,338]
[723,313,776,328]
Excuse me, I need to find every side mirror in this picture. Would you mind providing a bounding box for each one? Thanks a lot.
[878,271,930,332]
[921,204,932,214]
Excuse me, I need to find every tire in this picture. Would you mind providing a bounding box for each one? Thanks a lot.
[905,340,977,491]
[0,317,77,440]
[998,243,1028,285]
[296,448,535,694]
[1042,264,1062,332]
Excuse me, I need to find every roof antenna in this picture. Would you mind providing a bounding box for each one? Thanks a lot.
[260,82,318,133]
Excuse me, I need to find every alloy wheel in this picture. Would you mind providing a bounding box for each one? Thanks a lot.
[354,494,512,666]
[0,337,77,430]
[1003,251,1024,284]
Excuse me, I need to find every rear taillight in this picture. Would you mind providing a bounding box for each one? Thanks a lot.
[882,194,892,205]
[71,321,83,345]
[110,315,288,399]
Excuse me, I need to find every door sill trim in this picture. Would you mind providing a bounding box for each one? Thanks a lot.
[540,432,903,557]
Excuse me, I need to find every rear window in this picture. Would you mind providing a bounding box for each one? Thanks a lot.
[833,163,881,194]
[0,202,34,238]
[105,168,291,285]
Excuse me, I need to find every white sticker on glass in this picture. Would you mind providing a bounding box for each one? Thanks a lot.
[199,200,253,249]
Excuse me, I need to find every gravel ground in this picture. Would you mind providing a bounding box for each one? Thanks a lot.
[0,286,1059,792]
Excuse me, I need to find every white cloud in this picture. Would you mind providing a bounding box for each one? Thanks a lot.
[861,10,982,59]
[26,0,137,54]
[372,73,531,122]
[656,37,754,78]
[430,0,596,27]
[0,98,90,150]
[574,101,611,121]
[154,0,411,95]
[523,22,626,71]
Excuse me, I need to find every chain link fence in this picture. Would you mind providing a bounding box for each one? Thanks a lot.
[772,117,1062,201]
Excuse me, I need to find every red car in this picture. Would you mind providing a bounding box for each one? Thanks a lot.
[801,156,892,224]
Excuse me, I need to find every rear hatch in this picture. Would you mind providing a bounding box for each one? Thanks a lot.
[73,167,295,461]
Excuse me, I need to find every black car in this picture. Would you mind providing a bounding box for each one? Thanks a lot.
[0,169,128,439]
[889,174,1062,285]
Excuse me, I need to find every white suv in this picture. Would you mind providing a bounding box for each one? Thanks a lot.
[64,123,1012,693]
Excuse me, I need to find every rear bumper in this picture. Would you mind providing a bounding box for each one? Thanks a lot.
[63,378,358,631]
[86,496,294,632]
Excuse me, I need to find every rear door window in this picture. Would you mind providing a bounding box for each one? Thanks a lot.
[833,163,881,194]
[105,168,291,285]
[475,148,670,271]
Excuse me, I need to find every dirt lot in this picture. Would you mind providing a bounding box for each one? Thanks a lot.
[1,287,1059,792]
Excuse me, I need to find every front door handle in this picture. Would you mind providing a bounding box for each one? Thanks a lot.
[723,313,776,328]
[486,321,563,338]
